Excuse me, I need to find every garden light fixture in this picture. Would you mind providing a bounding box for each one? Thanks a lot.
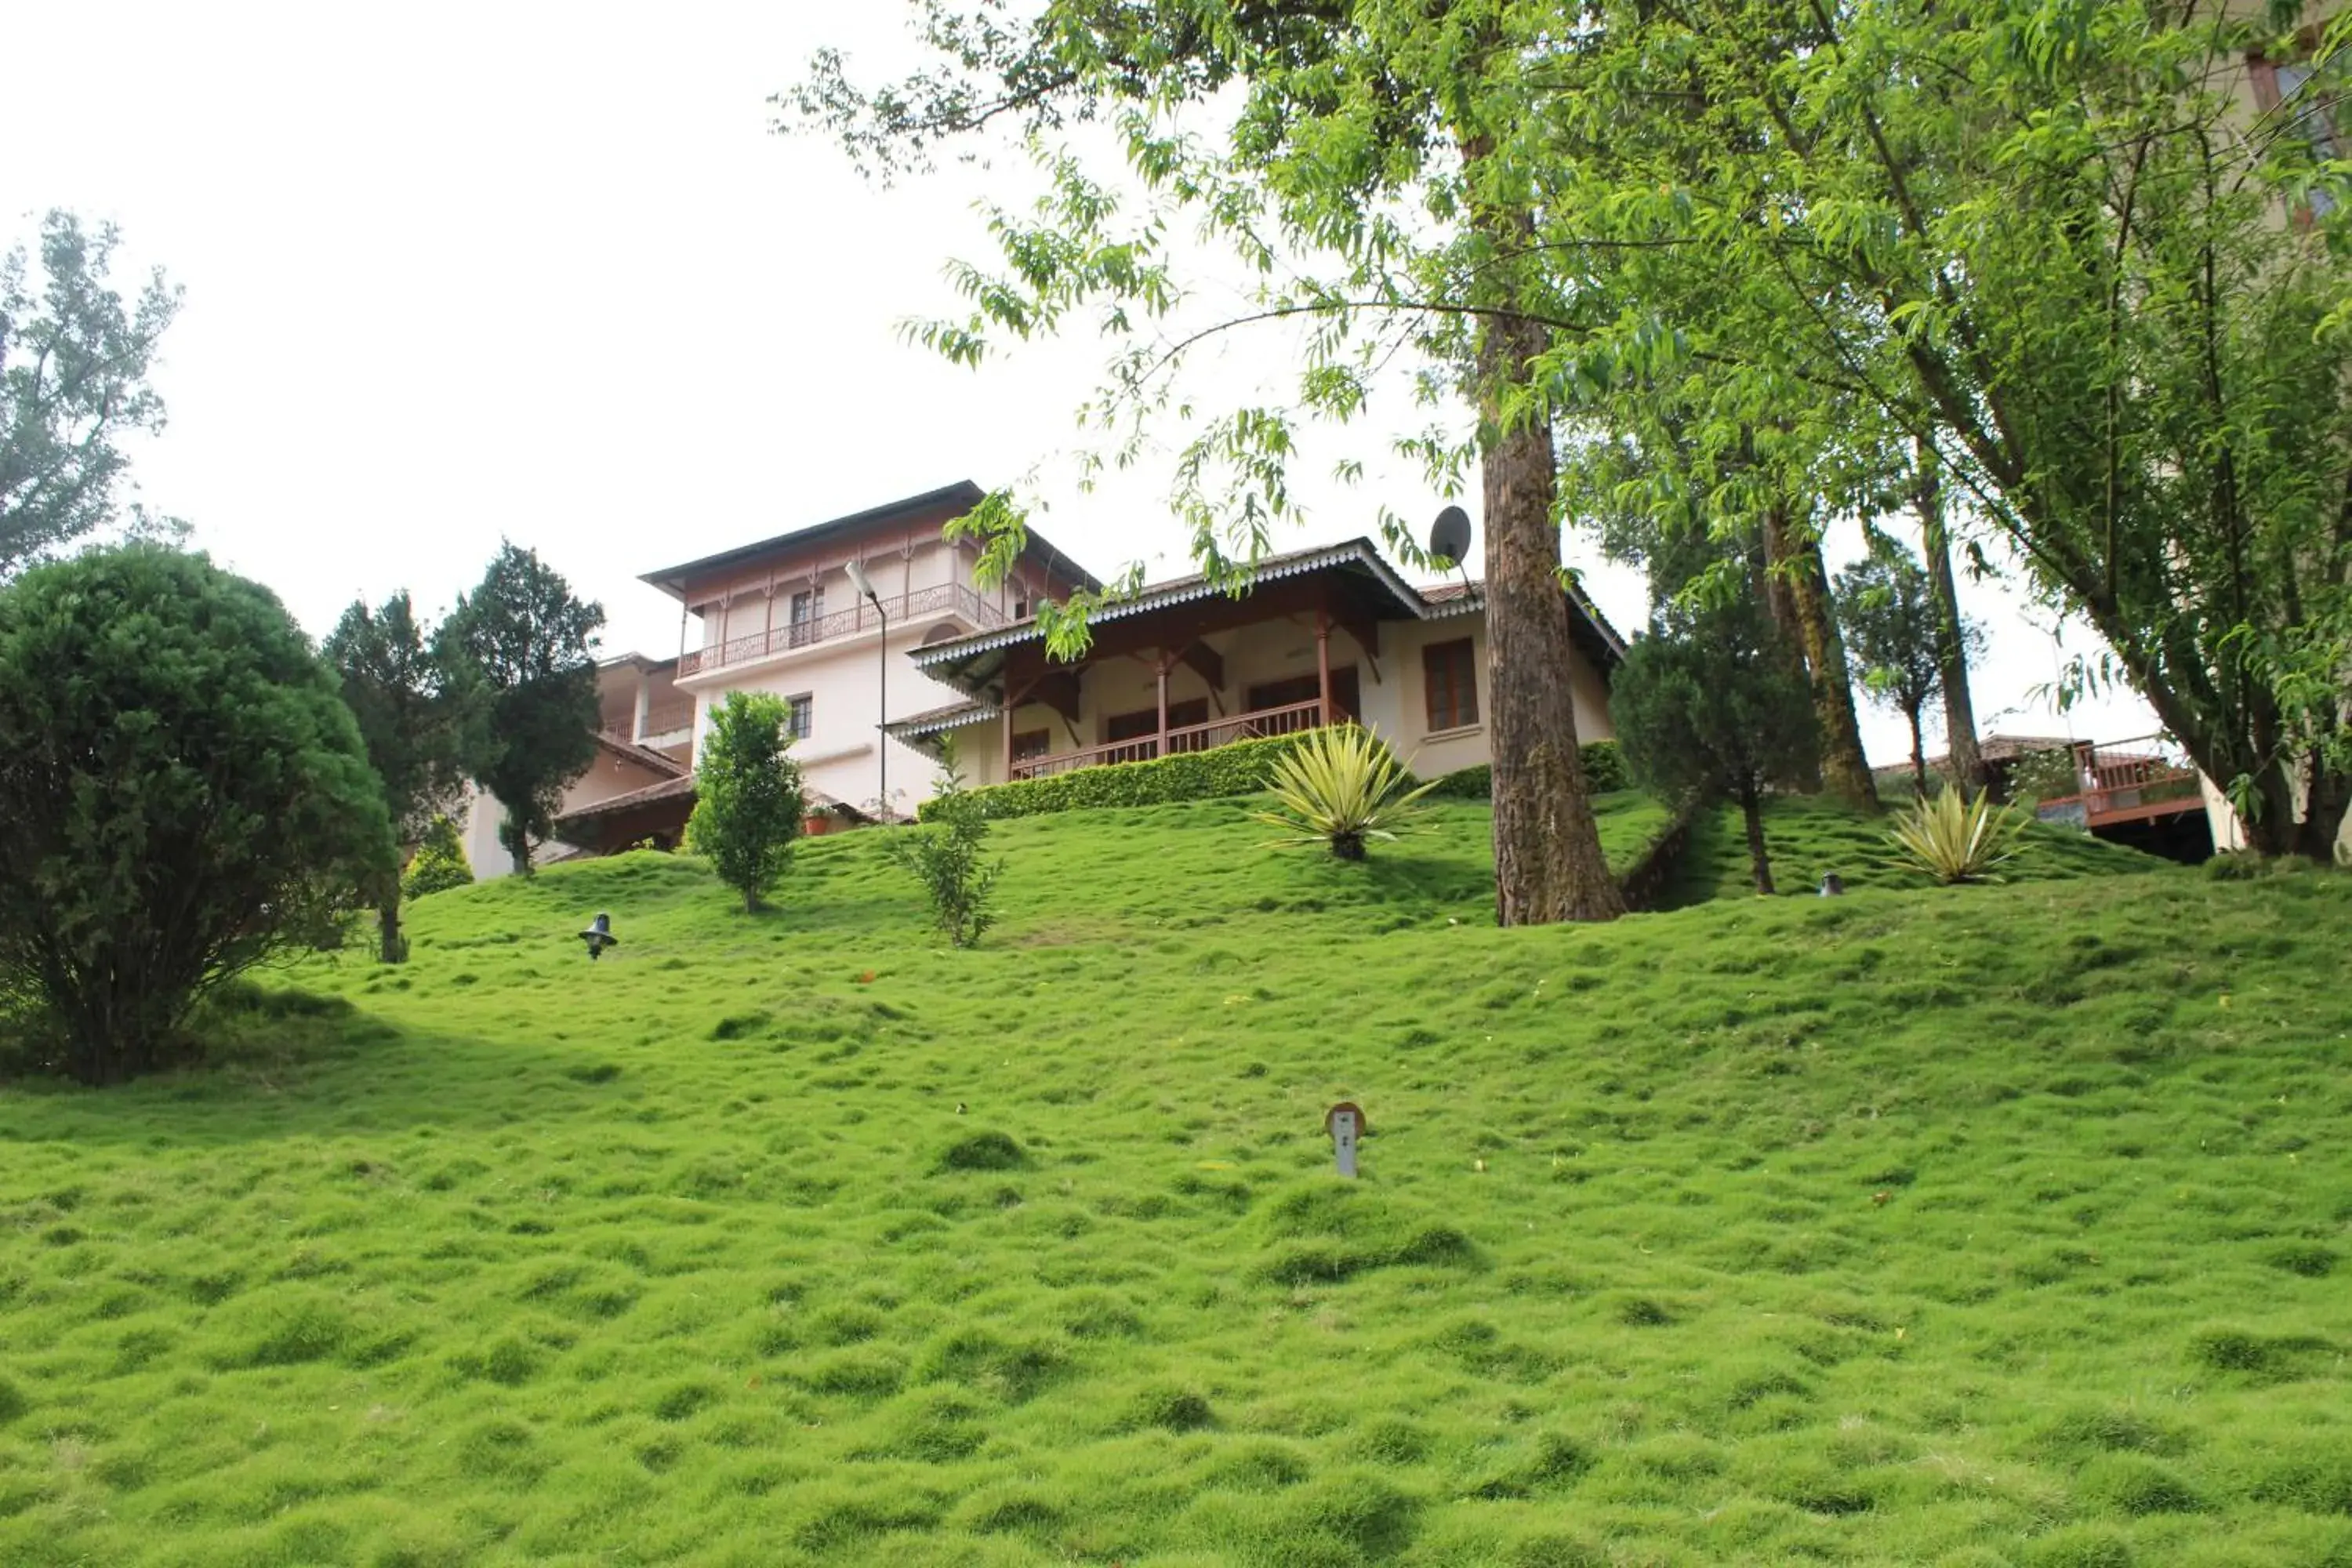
[579,912,619,960]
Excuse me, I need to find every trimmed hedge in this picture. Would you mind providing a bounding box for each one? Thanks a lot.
[1427,741,1628,800]
[924,730,1338,822]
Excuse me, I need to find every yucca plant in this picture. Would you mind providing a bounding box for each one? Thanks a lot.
[1254,725,1438,860]
[1886,788,2031,884]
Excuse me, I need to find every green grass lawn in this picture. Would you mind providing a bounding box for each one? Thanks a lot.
[2,795,2348,1567]
[1663,795,2165,908]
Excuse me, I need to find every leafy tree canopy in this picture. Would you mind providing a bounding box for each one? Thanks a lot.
[437,543,603,877]
[0,212,183,575]
[1837,542,1984,793]
[1613,561,1820,895]
[0,546,393,1083]
[325,590,475,960]
[688,691,808,913]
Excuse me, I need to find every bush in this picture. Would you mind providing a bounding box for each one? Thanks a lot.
[925,730,1327,822]
[401,815,474,900]
[891,738,1005,947]
[686,691,807,913]
[0,546,394,1083]
[1886,789,2030,884]
[1428,741,1627,800]
[1254,724,1437,860]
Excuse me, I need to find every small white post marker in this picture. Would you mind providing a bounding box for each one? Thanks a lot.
[1326,1102,1367,1179]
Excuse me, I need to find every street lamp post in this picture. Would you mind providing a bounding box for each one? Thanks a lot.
[845,558,888,819]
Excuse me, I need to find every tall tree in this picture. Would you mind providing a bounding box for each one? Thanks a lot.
[790,1,1624,924]
[0,212,182,574]
[1765,498,1878,809]
[1911,441,1988,797]
[1837,542,1982,797]
[438,544,603,876]
[1613,567,1820,895]
[0,546,392,1083]
[325,592,472,961]
[1513,0,2352,855]
[687,691,808,913]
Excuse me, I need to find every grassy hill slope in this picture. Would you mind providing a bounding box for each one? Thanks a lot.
[2,797,2347,1568]
[1663,795,2164,907]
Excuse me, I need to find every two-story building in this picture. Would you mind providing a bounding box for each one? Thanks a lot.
[462,479,1622,877]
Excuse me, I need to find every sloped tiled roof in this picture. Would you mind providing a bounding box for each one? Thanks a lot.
[594,731,690,779]
[907,538,1625,702]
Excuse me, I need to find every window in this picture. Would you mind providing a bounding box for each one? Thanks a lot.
[784,694,812,741]
[1105,699,1207,742]
[1012,597,1031,619]
[1011,728,1051,761]
[1246,667,1359,721]
[2255,47,2346,217]
[788,588,824,647]
[1424,639,1479,731]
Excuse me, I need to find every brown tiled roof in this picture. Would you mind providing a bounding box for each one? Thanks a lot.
[910,537,1626,699]
[552,772,867,831]
[639,481,1100,601]
[556,773,696,825]
[594,731,690,779]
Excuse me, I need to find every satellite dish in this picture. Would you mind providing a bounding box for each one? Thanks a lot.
[1428,506,1472,568]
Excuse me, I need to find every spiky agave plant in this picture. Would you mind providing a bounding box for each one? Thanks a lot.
[1254,725,1438,860]
[1886,788,2031,884]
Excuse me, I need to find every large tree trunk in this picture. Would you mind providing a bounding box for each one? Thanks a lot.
[1915,445,1988,798]
[1740,785,1776,895]
[378,900,405,965]
[1750,527,1824,792]
[1461,136,1623,927]
[1769,502,1879,810]
[2293,751,2348,864]
[1907,708,1929,798]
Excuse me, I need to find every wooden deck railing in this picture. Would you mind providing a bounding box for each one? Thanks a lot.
[1010,699,1328,782]
[2032,735,2205,829]
[679,582,1008,677]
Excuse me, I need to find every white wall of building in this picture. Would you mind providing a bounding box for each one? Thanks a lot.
[682,619,976,815]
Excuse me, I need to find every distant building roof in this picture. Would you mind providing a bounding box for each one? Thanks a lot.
[638,481,1100,603]
[593,731,690,779]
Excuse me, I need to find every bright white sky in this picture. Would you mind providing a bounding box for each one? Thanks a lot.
[0,1,2158,768]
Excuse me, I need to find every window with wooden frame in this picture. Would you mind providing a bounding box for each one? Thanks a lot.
[1423,639,1479,731]
[1245,667,1360,721]
[1011,728,1051,762]
[2251,42,2346,219]
[783,694,813,741]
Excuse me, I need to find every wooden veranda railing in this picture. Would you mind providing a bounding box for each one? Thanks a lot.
[1009,699,1329,782]
[679,582,1008,678]
[2031,735,2206,829]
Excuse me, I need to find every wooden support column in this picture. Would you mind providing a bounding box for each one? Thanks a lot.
[1156,658,1171,760]
[1004,702,1016,780]
[1316,610,1334,725]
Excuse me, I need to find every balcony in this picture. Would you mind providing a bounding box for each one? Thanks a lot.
[1011,699,1329,782]
[2031,735,2205,829]
[680,582,1010,678]
[601,702,695,748]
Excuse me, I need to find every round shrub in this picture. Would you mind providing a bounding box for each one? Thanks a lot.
[401,815,474,899]
[0,546,394,1083]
